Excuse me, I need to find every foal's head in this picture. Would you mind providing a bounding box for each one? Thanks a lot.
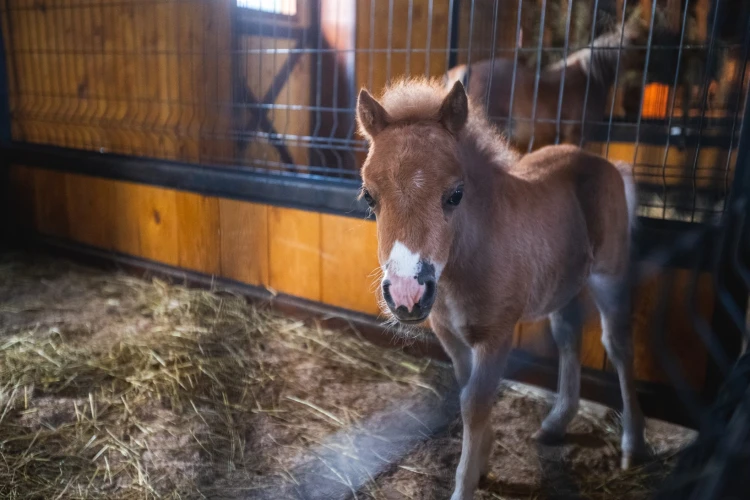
[357,80,469,324]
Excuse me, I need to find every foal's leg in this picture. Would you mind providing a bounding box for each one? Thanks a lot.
[588,273,646,469]
[534,297,583,443]
[451,337,511,500]
[433,323,473,389]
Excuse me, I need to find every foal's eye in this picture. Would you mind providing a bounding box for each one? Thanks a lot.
[362,188,376,208]
[445,186,464,207]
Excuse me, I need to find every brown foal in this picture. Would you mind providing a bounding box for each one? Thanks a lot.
[357,78,644,500]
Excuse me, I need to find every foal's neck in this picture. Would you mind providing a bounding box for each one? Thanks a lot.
[448,116,517,267]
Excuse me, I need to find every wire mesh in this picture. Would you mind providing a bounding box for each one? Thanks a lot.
[1,0,748,222]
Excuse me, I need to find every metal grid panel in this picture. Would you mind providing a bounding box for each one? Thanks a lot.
[0,0,748,222]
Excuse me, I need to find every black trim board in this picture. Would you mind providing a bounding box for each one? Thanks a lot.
[2,143,371,219]
[17,233,702,429]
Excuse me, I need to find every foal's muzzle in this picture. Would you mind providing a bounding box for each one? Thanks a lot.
[382,260,437,323]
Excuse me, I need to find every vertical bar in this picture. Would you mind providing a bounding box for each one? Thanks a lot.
[506,0,523,141]
[578,0,601,148]
[527,0,548,152]
[604,0,630,159]
[447,0,459,69]
[405,0,413,76]
[368,0,375,90]
[386,0,393,85]
[464,0,475,87]
[425,0,433,77]
[0,11,10,147]
[630,0,659,172]
[0,10,11,246]
[554,0,574,145]
[658,0,692,219]
[484,0,499,117]
[688,0,722,222]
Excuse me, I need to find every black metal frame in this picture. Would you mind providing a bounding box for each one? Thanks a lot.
[0,18,11,248]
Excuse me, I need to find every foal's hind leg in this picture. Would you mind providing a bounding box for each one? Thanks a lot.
[534,297,583,444]
[588,273,646,469]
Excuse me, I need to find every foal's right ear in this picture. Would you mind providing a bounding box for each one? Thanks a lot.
[357,89,391,140]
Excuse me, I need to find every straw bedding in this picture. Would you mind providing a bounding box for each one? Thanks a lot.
[0,252,694,499]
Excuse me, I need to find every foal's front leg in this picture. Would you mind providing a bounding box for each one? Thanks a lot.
[451,337,511,500]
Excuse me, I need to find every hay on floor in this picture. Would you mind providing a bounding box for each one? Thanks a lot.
[0,253,695,499]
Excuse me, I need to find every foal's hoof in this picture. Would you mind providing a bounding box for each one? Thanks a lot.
[532,428,565,445]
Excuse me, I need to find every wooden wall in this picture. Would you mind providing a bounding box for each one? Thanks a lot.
[1,0,234,164]
[7,165,714,390]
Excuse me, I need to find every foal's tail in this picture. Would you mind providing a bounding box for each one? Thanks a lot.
[613,160,637,233]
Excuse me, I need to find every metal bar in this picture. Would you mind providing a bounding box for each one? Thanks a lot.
[506,0,523,142]
[447,0,460,69]
[578,0,601,147]
[604,0,630,159]
[0,7,10,147]
[0,8,11,246]
[658,0,692,219]
[630,1,659,170]
[554,0,574,145]
[464,0,475,87]
[527,0,548,152]
[484,0,499,116]
[688,0,724,222]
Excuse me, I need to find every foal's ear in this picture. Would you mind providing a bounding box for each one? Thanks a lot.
[357,89,391,140]
[439,81,469,136]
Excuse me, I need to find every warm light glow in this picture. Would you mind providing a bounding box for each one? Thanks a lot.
[641,83,670,119]
[237,0,296,16]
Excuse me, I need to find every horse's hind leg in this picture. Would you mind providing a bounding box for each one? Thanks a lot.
[534,296,583,443]
[588,273,646,469]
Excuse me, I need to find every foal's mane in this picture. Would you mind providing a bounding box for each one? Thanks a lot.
[375,77,519,168]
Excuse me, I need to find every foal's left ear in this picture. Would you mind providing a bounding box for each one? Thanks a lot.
[439,81,469,136]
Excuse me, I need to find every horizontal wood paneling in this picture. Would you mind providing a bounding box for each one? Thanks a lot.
[6,165,717,389]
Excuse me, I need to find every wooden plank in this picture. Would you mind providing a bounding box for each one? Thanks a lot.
[268,206,321,301]
[627,270,712,388]
[138,185,179,266]
[320,214,380,315]
[113,183,180,266]
[65,173,116,250]
[176,191,221,275]
[33,168,70,238]
[7,165,37,231]
[516,319,557,359]
[219,199,269,287]
[111,180,142,258]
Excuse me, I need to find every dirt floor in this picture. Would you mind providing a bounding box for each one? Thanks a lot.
[0,252,696,499]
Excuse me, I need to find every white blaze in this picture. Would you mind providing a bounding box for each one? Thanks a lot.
[386,240,421,278]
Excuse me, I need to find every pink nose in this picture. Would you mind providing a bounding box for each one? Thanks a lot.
[386,275,425,312]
